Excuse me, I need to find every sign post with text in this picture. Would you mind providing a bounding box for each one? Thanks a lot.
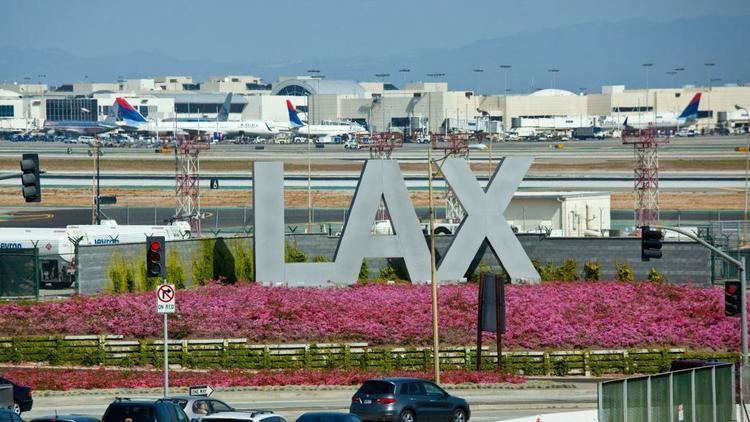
[157,283,175,397]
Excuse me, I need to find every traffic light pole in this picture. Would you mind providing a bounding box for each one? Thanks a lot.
[652,225,747,407]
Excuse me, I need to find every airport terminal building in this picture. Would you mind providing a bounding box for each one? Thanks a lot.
[0,75,749,136]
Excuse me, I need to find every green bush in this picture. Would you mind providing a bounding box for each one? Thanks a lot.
[468,261,493,283]
[554,259,579,281]
[583,261,601,281]
[648,267,667,283]
[167,249,187,288]
[192,239,216,285]
[107,251,137,293]
[313,255,331,262]
[532,260,556,282]
[213,238,237,284]
[285,242,307,263]
[229,240,253,282]
[379,258,410,281]
[358,260,369,280]
[615,261,635,282]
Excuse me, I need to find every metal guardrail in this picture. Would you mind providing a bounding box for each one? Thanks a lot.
[598,363,735,422]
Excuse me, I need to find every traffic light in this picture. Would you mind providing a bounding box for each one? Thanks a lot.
[20,153,41,202]
[725,281,742,317]
[641,226,663,261]
[146,236,166,278]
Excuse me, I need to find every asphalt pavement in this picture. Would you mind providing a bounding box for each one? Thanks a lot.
[23,381,598,422]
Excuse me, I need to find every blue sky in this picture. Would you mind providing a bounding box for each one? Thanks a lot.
[0,0,748,91]
[2,0,748,61]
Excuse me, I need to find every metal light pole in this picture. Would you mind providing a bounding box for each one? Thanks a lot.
[548,68,560,89]
[500,65,511,96]
[305,69,320,233]
[399,68,410,90]
[738,104,750,245]
[427,145,440,384]
[472,68,484,94]
[426,73,445,135]
[375,73,390,132]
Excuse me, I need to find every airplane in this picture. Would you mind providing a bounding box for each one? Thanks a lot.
[279,100,368,141]
[116,97,185,135]
[117,96,276,139]
[600,93,702,131]
[43,101,120,136]
[162,93,233,123]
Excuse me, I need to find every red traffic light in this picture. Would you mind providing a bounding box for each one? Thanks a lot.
[727,285,738,295]
[150,241,162,252]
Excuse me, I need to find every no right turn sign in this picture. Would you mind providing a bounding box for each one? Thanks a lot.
[156,284,176,314]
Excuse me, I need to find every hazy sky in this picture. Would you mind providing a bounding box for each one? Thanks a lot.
[2,0,748,62]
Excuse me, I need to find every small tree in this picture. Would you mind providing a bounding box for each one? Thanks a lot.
[648,267,666,283]
[583,261,601,281]
[285,242,307,263]
[358,260,369,280]
[615,261,635,282]
[555,259,578,281]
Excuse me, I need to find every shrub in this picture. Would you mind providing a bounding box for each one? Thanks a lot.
[313,255,331,262]
[648,267,666,283]
[615,262,635,282]
[192,239,215,286]
[583,261,601,281]
[229,241,253,282]
[379,259,410,281]
[358,260,369,280]
[532,260,556,282]
[167,249,187,289]
[285,242,307,263]
[107,251,137,293]
[213,238,237,284]
[554,260,578,281]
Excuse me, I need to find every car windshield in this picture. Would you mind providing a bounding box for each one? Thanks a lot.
[103,405,155,422]
[357,381,394,395]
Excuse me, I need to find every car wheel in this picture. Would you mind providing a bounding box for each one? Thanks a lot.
[12,402,21,415]
[453,408,466,422]
[399,410,415,422]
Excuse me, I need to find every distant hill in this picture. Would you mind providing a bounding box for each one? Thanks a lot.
[1,15,748,93]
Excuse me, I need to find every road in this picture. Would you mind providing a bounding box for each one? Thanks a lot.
[0,206,743,230]
[23,382,598,422]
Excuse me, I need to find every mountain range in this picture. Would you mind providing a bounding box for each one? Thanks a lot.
[1,15,748,94]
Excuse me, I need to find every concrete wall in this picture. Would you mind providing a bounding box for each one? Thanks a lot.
[76,234,710,294]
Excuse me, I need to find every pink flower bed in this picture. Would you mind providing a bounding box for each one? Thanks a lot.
[0,282,737,350]
[0,367,523,391]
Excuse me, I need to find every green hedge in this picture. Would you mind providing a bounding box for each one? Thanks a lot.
[0,336,738,376]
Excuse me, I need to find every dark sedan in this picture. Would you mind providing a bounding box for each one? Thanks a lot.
[31,416,100,422]
[350,378,470,422]
[296,413,360,422]
[0,378,32,415]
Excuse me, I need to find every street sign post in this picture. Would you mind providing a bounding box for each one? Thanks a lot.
[157,284,176,314]
[157,283,176,397]
[189,385,214,397]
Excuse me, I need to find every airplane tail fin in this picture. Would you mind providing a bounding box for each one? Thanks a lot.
[217,93,232,122]
[622,116,629,128]
[104,100,119,123]
[116,97,147,123]
[678,93,702,120]
[286,100,305,128]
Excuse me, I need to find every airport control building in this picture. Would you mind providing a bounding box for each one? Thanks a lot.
[0,75,749,135]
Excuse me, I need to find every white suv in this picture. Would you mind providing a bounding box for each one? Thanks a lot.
[201,411,286,422]
[344,140,360,150]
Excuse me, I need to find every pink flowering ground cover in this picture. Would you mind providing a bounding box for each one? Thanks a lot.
[0,367,523,391]
[0,282,737,350]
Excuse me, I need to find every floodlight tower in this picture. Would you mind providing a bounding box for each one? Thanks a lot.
[431,133,470,224]
[174,136,209,235]
[622,126,669,228]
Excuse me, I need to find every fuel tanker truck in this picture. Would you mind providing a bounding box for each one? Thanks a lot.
[0,220,191,288]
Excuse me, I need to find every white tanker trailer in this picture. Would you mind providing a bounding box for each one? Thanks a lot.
[0,221,191,288]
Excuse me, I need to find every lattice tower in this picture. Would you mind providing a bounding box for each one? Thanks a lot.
[174,137,210,236]
[622,126,669,227]
[431,133,470,224]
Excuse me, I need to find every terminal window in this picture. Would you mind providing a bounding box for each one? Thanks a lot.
[0,105,13,118]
